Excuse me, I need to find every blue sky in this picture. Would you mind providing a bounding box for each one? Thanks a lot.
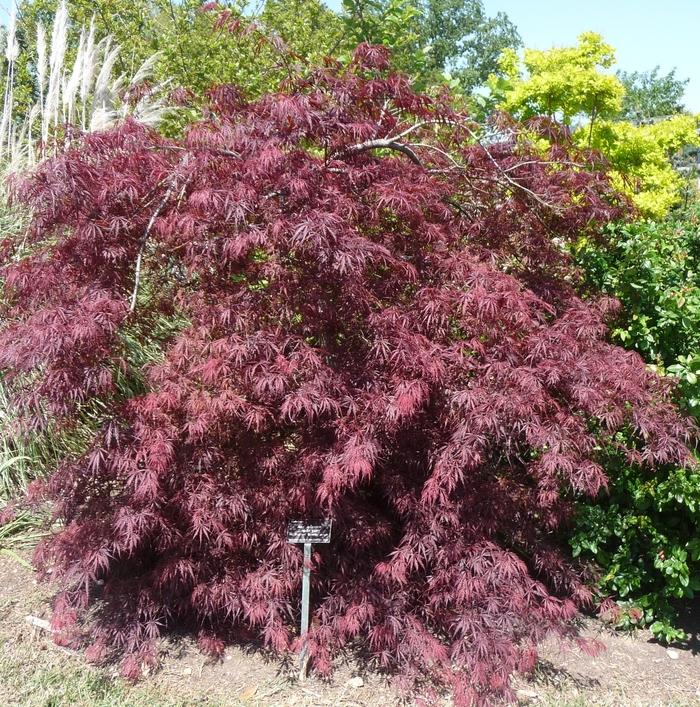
[1,0,697,111]
[327,0,700,112]
[481,0,700,112]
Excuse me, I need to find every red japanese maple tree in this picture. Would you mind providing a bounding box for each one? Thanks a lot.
[0,46,693,704]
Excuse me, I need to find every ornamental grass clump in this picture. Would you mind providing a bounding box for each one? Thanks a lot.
[0,1,167,171]
[0,45,695,705]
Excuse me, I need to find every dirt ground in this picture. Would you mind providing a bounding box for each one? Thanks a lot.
[1,549,699,706]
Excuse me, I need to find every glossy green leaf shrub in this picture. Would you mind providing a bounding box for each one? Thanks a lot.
[576,208,700,378]
[571,452,700,643]
[573,206,700,640]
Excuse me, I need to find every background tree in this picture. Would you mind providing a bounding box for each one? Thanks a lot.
[418,0,520,91]
[491,32,624,127]
[10,0,343,106]
[340,0,425,78]
[341,0,520,91]
[617,66,689,123]
[8,0,520,115]
[588,114,698,218]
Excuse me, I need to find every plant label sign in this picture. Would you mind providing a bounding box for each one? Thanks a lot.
[286,520,332,544]
[287,519,332,680]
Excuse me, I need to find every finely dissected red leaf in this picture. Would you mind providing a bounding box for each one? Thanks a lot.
[0,46,694,705]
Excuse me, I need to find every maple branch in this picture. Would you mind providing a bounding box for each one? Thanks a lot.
[128,157,191,314]
[378,99,391,127]
[388,121,429,141]
[408,142,462,167]
[339,139,422,165]
[463,126,564,213]
[129,188,175,314]
[386,117,466,142]
[444,196,475,220]
[501,158,586,172]
[149,144,240,159]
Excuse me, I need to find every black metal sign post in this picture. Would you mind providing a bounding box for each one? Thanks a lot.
[287,520,332,681]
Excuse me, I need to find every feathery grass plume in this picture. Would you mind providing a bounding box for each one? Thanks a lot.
[130,89,171,127]
[110,71,127,104]
[0,5,19,159]
[62,29,85,124]
[5,11,19,64]
[88,105,115,132]
[90,38,121,131]
[20,105,41,169]
[10,106,33,170]
[79,17,96,130]
[36,23,47,126]
[120,54,170,127]
[43,0,69,146]
[0,6,164,173]
[128,52,161,90]
[93,37,118,103]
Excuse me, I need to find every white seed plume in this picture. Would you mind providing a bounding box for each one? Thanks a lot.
[0,5,19,158]
[129,52,161,89]
[12,105,39,170]
[80,17,96,129]
[44,0,69,143]
[5,5,19,62]
[89,105,117,132]
[37,23,48,117]
[23,104,41,167]
[0,3,165,171]
[63,29,85,124]
[129,80,172,128]
[92,38,120,118]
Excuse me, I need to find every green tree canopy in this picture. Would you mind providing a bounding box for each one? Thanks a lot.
[11,0,343,107]
[412,0,520,89]
[491,31,624,126]
[588,114,698,218]
[12,0,518,105]
[617,66,689,123]
[490,32,698,218]
[341,0,520,90]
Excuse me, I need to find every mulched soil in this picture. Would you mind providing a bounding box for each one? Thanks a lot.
[2,550,700,706]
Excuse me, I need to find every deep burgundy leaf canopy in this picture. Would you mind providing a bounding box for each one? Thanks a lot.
[0,45,693,705]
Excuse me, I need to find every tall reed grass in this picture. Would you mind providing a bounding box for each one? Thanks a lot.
[0,0,168,171]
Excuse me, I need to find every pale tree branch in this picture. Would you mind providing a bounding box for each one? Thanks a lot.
[339,139,423,165]
[128,155,191,314]
[462,126,564,213]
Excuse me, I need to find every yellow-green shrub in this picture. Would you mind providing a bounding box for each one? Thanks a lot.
[491,33,699,218]
[586,115,698,218]
[491,32,624,125]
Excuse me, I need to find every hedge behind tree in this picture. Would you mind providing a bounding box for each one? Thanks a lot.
[0,46,694,705]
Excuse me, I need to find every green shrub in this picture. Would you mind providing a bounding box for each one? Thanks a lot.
[571,451,700,642]
[572,206,700,640]
[577,207,700,368]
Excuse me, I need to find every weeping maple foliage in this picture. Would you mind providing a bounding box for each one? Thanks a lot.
[0,45,695,704]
